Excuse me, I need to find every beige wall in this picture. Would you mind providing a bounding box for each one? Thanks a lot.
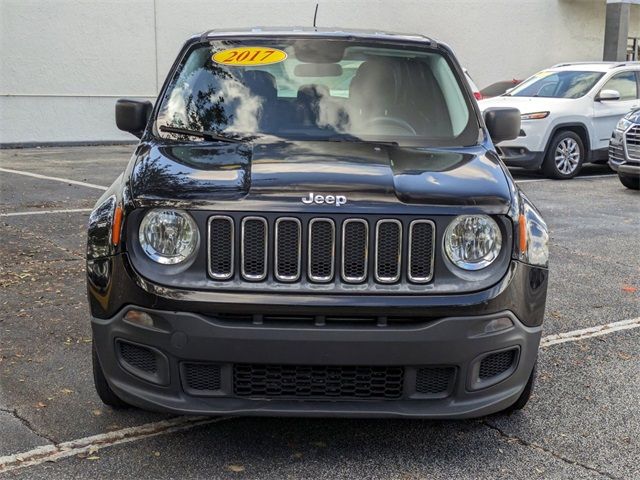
[0,0,637,144]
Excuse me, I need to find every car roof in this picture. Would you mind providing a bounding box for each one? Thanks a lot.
[194,27,437,46]
[547,62,640,72]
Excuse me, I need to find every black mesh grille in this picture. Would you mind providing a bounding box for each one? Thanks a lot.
[183,363,222,392]
[242,218,267,280]
[209,217,233,279]
[376,221,401,282]
[118,341,157,373]
[342,220,368,282]
[275,219,301,281]
[479,349,517,379]
[309,220,335,281]
[409,221,434,282]
[416,367,454,395]
[233,364,404,399]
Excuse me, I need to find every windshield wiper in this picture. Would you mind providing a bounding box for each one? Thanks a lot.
[327,135,399,146]
[159,125,245,143]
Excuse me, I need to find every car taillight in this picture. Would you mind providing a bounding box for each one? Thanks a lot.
[474,92,483,100]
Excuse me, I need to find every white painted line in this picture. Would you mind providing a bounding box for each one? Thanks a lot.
[0,208,93,218]
[516,174,616,184]
[1,316,639,473]
[0,416,229,474]
[0,167,108,191]
[540,317,640,348]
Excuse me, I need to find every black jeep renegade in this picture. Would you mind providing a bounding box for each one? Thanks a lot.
[87,28,549,418]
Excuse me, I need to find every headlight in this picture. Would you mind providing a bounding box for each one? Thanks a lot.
[516,197,549,267]
[139,209,199,264]
[521,111,549,120]
[444,215,502,270]
[616,117,632,132]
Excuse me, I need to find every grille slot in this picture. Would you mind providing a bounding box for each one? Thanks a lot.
[626,125,640,160]
[308,219,335,282]
[241,217,267,281]
[479,349,517,379]
[233,363,404,399]
[375,219,402,283]
[408,220,435,283]
[118,341,157,374]
[275,218,301,282]
[208,216,234,280]
[341,219,368,283]
[182,363,222,393]
[416,367,455,395]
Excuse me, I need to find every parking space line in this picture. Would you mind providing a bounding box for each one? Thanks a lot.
[0,167,108,191]
[515,174,616,184]
[0,416,229,474]
[540,317,640,348]
[0,208,93,217]
[1,316,639,474]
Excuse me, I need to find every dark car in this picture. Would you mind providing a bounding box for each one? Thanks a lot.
[609,108,640,190]
[87,28,549,419]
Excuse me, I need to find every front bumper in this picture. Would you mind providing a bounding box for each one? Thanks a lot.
[93,308,541,418]
[89,255,547,418]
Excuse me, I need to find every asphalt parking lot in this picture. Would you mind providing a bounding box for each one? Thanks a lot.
[0,145,638,479]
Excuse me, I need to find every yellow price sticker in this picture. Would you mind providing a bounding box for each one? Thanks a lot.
[212,47,287,66]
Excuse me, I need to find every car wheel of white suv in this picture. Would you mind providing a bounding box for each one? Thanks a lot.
[542,131,585,179]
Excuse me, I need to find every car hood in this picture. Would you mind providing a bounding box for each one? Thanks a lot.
[129,139,513,214]
[479,95,572,114]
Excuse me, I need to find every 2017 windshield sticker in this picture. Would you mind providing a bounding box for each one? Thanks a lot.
[212,47,287,66]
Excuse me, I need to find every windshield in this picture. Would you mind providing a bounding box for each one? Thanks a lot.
[155,38,479,146]
[508,70,604,99]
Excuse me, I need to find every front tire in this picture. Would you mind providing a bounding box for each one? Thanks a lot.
[92,341,131,409]
[618,172,640,190]
[542,131,585,179]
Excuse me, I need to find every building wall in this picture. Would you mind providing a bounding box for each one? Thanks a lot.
[1,0,638,144]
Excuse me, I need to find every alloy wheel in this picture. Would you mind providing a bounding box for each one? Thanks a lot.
[554,138,581,175]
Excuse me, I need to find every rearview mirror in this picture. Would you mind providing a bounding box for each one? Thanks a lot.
[115,99,153,137]
[597,89,621,102]
[484,107,521,144]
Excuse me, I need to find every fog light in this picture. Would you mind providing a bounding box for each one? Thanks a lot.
[124,310,154,328]
[484,317,514,334]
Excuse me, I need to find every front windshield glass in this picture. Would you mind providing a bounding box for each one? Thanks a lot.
[508,70,604,99]
[155,38,479,146]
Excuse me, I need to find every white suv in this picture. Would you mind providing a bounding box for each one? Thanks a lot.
[479,62,640,178]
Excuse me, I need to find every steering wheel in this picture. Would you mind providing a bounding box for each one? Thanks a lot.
[363,116,417,136]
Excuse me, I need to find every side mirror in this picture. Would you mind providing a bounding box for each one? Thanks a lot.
[596,89,621,102]
[115,99,153,137]
[484,107,521,144]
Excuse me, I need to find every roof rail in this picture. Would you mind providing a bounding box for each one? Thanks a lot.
[611,61,640,68]
[551,61,614,68]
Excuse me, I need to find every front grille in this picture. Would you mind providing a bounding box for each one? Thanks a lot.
[233,363,404,399]
[241,217,267,280]
[118,341,157,373]
[408,220,435,283]
[479,349,517,379]
[182,363,222,392]
[342,219,368,283]
[625,125,640,160]
[308,219,335,282]
[416,367,455,395]
[375,220,402,283]
[275,218,301,281]
[208,216,234,280]
[207,215,436,286]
